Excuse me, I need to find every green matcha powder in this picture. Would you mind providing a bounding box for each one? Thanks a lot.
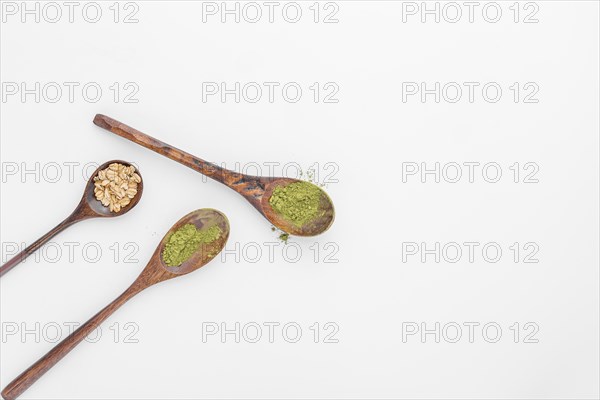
[269,181,324,227]
[162,224,222,267]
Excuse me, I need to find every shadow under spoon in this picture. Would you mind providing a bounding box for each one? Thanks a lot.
[0,160,143,278]
[1,208,230,400]
[93,114,335,237]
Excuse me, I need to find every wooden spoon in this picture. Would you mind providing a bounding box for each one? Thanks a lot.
[93,114,335,237]
[0,160,143,278]
[1,209,230,400]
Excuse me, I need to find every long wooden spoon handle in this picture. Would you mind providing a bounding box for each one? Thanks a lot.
[1,285,141,400]
[93,114,231,184]
[0,213,81,277]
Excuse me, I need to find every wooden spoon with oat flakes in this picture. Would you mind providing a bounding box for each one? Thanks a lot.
[0,160,143,278]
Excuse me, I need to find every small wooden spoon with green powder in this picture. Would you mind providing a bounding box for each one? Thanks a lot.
[1,209,229,400]
[93,114,335,236]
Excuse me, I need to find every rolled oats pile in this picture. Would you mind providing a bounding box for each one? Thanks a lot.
[93,163,141,212]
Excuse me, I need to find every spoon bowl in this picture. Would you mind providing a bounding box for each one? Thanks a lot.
[0,159,143,277]
[1,209,229,400]
[158,208,230,276]
[82,159,144,217]
[261,178,335,236]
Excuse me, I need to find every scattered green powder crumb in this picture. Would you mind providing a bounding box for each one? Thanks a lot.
[301,169,326,188]
[278,233,290,244]
[162,224,222,267]
[269,181,324,227]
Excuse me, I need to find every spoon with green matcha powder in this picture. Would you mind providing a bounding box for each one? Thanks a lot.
[1,208,230,400]
[93,114,335,236]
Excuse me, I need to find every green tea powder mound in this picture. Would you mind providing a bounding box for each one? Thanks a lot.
[162,224,221,267]
[269,181,323,227]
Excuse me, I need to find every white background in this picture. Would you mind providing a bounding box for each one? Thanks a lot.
[1,1,599,399]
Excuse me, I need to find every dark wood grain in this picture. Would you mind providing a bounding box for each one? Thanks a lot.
[94,114,271,211]
[93,114,335,236]
[0,160,143,278]
[1,209,230,400]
